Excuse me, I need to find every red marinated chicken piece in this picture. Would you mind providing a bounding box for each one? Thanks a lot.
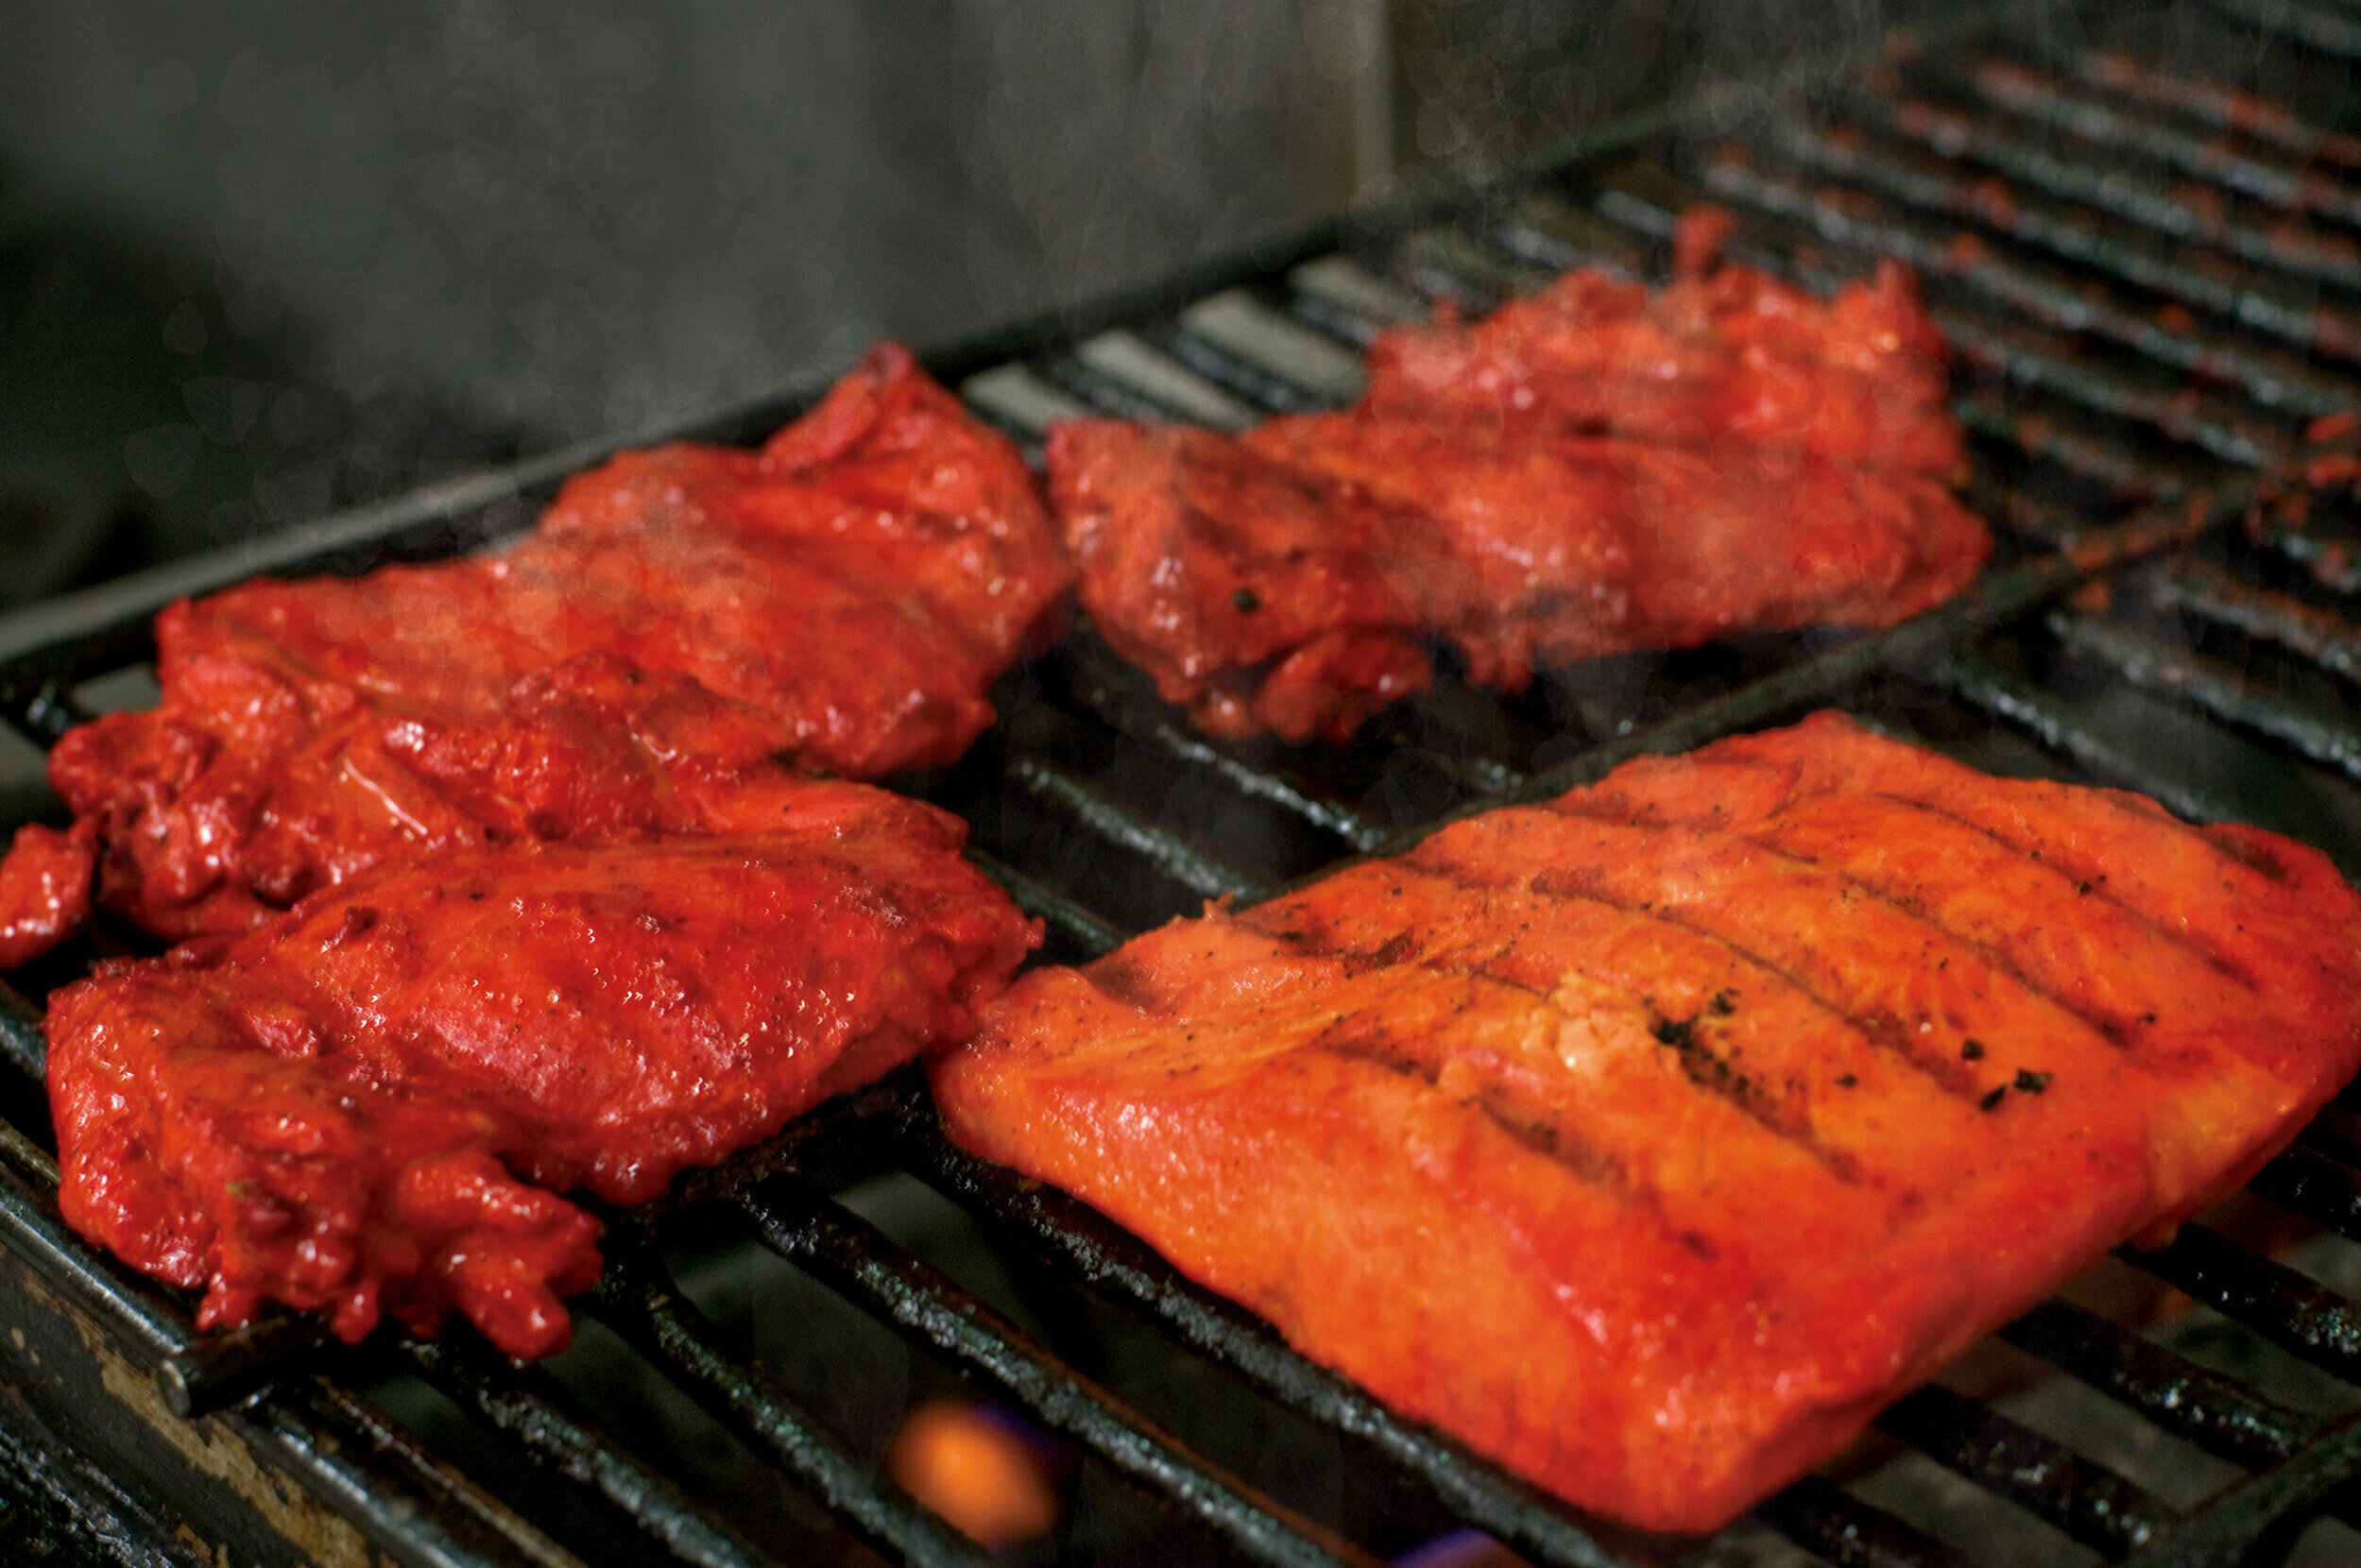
[176,341,1067,772]
[1049,421,1455,741]
[1366,210,1964,478]
[36,655,888,946]
[0,344,1070,960]
[933,713,2361,1532]
[1046,212,1987,741]
[51,785,1035,1357]
[1248,414,1988,692]
[1050,412,1987,742]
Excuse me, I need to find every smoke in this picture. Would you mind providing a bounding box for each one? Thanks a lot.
[0,0,1373,452]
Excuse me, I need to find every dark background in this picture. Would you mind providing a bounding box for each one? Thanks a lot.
[0,1,1919,604]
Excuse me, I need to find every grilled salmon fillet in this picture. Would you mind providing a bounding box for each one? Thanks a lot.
[931,711,2361,1532]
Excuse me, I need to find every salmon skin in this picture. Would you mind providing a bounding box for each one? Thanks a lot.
[932,711,2361,1533]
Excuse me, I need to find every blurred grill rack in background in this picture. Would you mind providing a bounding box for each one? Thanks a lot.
[17,1,2361,1563]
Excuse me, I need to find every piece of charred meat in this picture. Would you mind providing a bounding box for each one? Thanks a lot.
[0,343,1071,961]
[1049,209,1988,742]
[51,783,1035,1357]
[1247,414,1988,693]
[1364,211,1963,475]
[932,711,2361,1533]
[1048,422,1455,741]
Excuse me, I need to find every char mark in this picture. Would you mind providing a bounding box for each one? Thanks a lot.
[1519,862,1989,1101]
[1864,790,2261,990]
[1541,803,2146,1052]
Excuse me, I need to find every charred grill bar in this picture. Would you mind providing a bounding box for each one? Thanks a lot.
[8,2,2361,1563]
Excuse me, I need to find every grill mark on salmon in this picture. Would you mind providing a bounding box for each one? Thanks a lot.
[1306,1034,1643,1199]
[1792,861,2133,1048]
[1519,864,1987,1102]
[1313,963,1870,1192]
[1613,745,2265,992]
[1257,857,1958,1145]
[1543,797,2136,1053]
[1861,790,2261,990]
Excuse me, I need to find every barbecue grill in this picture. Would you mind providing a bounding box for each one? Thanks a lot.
[9,2,2361,1563]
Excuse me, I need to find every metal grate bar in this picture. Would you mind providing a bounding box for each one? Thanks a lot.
[1938,317,2287,473]
[252,1377,590,1568]
[1177,292,1368,406]
[1959,476,2113,546]
[879,1092,1631,1568]
[958,365,1092,442]
[1873,1384,2179,1556]
[1071,331,1261,431]
[2206,0,2361,60]
[1393,226,1555,307]
[2121,1223,2361,1386]
[158,1313,328,1420]
[2147,557,2361,677]
[2251,1143,2361,1243]
[398,1335,789,1568]
[1764,116,2361,367]
[966,848,1130,960]
[1753,1474,1974,1568]
[293,1379,593,1568]
[585,1235,993,1568]
[2253,520,2361,593]
[1006,754,1268,900]
[1163,330,1347,416]
[1953,393,2193,502]
[2072,48,2361,166]
[1962,56,2361,223]
[2119,1406,2361,1568]
[1998,1298,2316,1472]
[1952,644,2252,825]
[1864,92,2361,296]
[1288,256,1431,329]
[1052,639,1388,851]
[1489,192,1654,278]
[2046,608,2361,779]
[1691,159,2332,436]
[1034,355,1197,429]
[737,1174,1388,1568]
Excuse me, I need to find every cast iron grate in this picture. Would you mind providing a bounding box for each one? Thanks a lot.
[6,3,2361,1564]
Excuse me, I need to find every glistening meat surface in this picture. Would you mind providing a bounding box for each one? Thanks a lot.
[0,343,1070,961]
[186,341,1067,774]
[1048,212,1988,742]
[50,785,1036,1357]
[1363,230,1964,475]
[931,712,2361,1532]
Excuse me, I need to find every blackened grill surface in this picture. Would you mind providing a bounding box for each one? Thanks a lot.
[10,2,2361,1564]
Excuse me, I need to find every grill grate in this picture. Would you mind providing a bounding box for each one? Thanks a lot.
[9,3,2361,1564]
